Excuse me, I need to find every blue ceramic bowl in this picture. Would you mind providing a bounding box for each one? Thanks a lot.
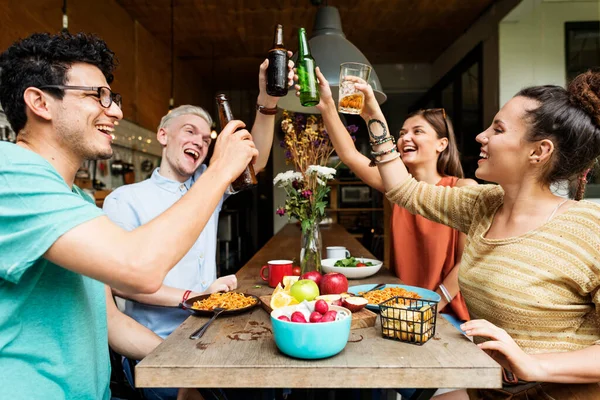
[270,303,352,359]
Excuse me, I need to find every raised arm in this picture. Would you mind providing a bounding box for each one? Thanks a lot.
[311,67,385,192]
[44,121,258,294]
[252,52,295,173]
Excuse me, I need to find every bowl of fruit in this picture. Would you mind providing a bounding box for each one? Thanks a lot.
[270,299,352,359]
[321,256,383,279]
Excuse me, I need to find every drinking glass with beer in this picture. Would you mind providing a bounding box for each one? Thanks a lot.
[338,62,372,114]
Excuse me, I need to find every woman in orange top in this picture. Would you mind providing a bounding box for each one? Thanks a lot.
[304,68,477,319]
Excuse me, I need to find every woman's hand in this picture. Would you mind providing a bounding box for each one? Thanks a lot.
[342,75,381,121]
[461,319,547,382]
[293,66,336,111]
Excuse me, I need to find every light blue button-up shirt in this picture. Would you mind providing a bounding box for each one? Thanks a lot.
[103,166,227,338]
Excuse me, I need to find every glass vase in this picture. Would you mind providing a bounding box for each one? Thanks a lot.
[300,220,322,275]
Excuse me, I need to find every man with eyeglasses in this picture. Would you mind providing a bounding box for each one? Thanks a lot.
[0,32,257,399]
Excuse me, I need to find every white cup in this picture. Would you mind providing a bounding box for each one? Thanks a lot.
[327,246,351,259]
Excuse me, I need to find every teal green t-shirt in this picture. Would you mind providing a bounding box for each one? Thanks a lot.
[0,142,110,399]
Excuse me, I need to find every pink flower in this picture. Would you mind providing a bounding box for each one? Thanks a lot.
[276,207,286,216]
[301,189,312,198]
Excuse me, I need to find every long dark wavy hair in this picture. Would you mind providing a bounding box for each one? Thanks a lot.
[404,108,465,178]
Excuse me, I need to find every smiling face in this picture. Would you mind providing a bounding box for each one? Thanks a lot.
[157,113,212,182]
[52,62,123,160]
[475,96,542,184]
[398,115,448,169]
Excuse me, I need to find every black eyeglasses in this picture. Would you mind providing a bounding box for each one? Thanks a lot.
[38,85,122,109]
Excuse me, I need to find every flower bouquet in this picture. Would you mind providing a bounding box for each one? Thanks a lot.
[274,111,356,274]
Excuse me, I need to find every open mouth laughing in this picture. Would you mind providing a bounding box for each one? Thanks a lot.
[96,124,114,139]
[184,148,200,162]
[478,150,489,164]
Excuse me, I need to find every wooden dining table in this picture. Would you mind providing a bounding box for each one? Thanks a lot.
[136,223,502,396]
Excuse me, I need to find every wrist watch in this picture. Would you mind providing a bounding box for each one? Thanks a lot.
[256,103,278,115]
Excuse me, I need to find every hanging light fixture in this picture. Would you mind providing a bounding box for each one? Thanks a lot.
[61,0,69,33]
[277,6,386,114]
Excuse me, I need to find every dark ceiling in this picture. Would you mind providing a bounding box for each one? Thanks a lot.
[117,0,496,88]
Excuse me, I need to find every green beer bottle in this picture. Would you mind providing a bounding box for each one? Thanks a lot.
[297,28,320,107]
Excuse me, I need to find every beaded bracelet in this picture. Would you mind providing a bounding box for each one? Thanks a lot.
[370,136,395,147]
[371,146,397,157]
[369,152,400,167]
[375,153,401,165]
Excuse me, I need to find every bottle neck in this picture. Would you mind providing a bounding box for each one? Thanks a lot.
[273,25,284,49]
[298,30,311,58]
[216,96,234,129]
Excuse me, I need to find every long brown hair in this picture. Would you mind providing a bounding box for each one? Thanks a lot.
[405,108,464,178]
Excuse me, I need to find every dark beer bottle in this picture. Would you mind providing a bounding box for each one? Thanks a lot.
[297,27,320,107]
[266,24,288,97]
[215,94,258,192]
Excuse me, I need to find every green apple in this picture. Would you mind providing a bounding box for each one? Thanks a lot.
[290,279,320,302]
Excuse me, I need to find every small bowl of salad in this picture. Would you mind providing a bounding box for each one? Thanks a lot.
[321,256,383,279]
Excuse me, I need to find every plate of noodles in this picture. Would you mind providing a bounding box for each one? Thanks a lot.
[182,292,260,317]
[347,284,440,311]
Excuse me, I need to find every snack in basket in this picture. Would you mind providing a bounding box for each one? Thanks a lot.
[381,302,435,344]
[191,292,257,311]
[359,286,421,305]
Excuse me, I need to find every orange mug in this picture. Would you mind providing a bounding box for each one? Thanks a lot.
[260,260,293,288]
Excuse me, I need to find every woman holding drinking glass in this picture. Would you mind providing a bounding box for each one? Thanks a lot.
[317,69,600,399]
[299,68,477,325]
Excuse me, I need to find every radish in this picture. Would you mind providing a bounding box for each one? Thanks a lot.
[309,311,323,323]
[314,299,329,315]
[291,311,307,323]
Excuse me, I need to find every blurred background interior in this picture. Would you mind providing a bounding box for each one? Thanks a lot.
[1,0,599,275]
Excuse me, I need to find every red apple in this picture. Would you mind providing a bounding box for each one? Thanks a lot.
[342,296,368,313]
[319,272,349,295]
[315,294,342,306]
[300,271,322,286]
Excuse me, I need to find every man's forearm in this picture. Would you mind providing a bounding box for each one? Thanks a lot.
[113,285,198,308]
[251,110,276,173]
[46,164,231,293]
[106,287,162,360]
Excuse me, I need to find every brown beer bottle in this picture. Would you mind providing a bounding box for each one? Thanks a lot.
[266,24,288,97]
[215,94,258,192]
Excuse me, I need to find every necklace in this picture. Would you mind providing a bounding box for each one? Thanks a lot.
[546,198,569,223]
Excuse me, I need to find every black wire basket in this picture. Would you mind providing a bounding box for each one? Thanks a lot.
[380,296,438,345]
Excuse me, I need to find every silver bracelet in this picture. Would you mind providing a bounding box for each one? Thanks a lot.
[439,283,453,303]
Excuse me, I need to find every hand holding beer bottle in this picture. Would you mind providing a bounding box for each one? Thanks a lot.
[266,24,288,97]
[215,94,258,192]
[209,118,258,188]
[297,27,320,107]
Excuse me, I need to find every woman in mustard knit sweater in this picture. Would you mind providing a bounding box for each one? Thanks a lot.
[330,71,600,399]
